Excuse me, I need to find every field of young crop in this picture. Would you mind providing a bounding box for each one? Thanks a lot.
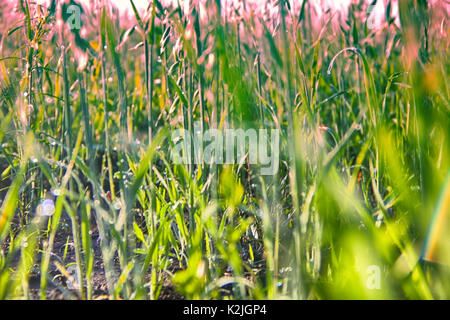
[0,0,448,300]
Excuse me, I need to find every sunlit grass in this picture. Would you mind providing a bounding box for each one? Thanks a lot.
[0,0,448,300]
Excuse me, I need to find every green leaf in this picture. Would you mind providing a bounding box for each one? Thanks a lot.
[133,221,146,245]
